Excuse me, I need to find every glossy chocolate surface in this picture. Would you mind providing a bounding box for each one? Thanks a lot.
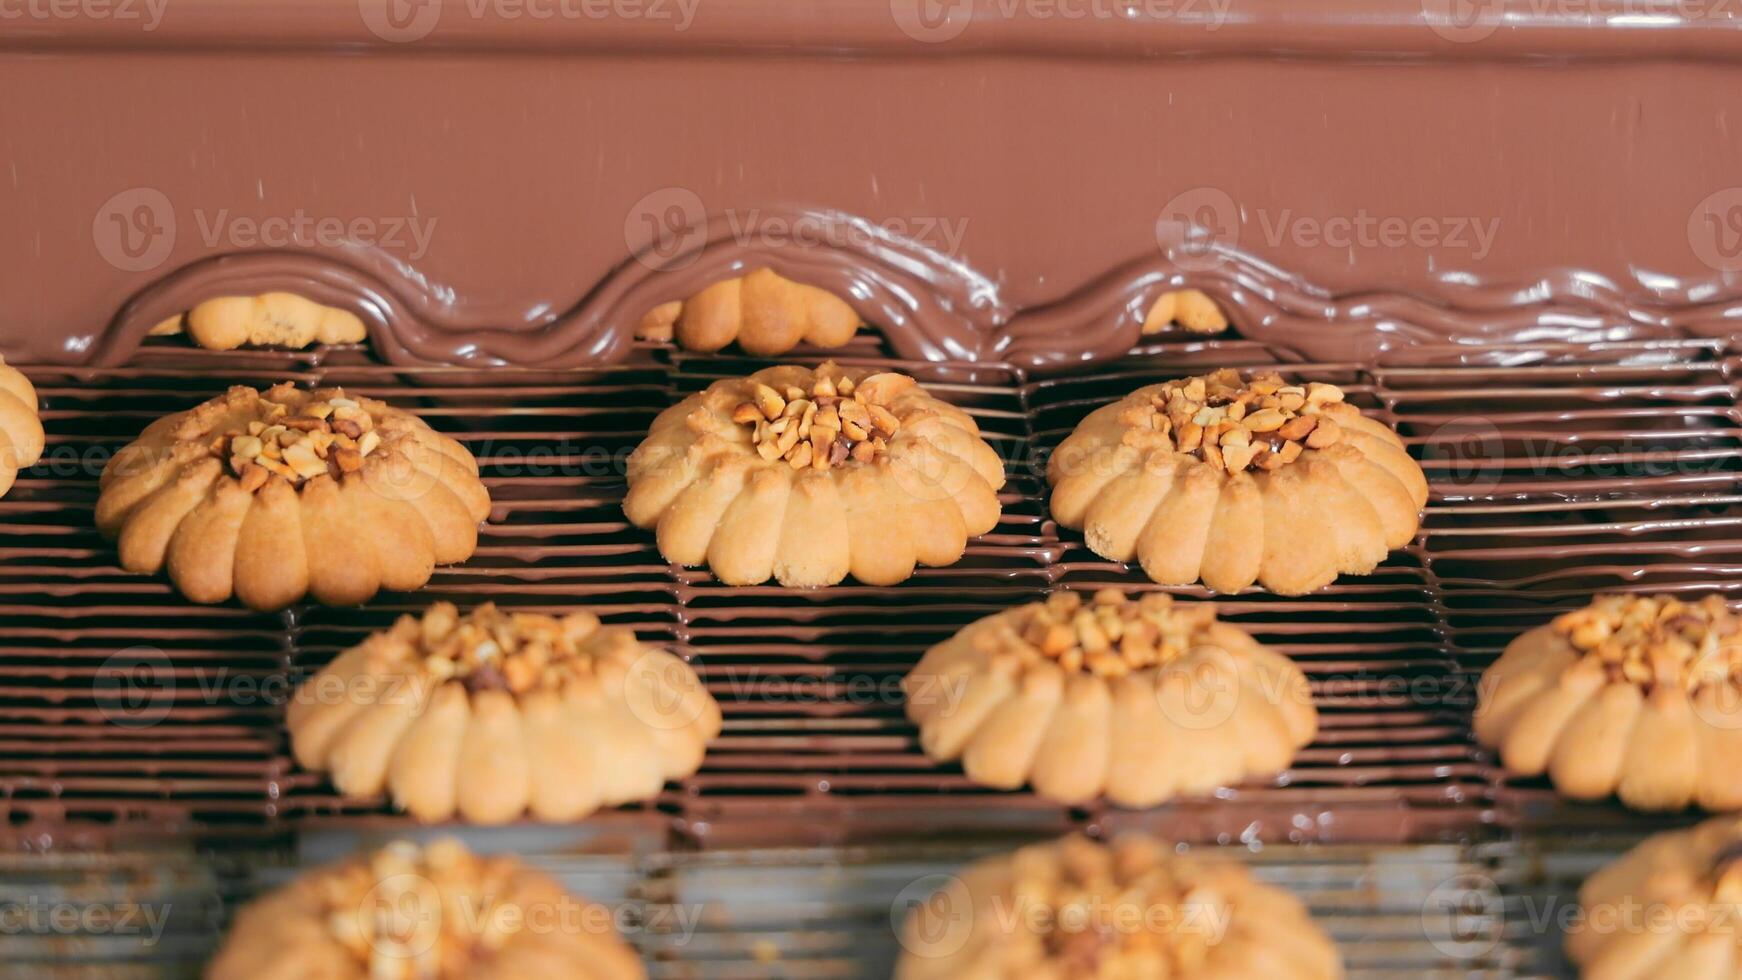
[3,1,1741,368]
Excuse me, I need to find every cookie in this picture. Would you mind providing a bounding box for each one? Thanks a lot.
[0,356,45,499]
[895,833,1344,980]
[96,383,490,609]
[205,837,646,980]
[902,589,1315,806]
[1048,369,1427,595]
[1566,815,1742,977]
[636,268,860,355]
[287,602,721,825]
[1142,289,1228,335]
[624,361,1005,587]
[1475,593,1742,812]
[150,292,368,350]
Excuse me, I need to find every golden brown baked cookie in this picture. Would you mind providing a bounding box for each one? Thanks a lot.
[1142,289,1228,335]
[895,833,1344,980]
[150,292,368,350]
[1476,593,1742,813]
[1566,815,1742,977]
[0,356,44,499]
[96,383,490,610]
[288,602,721,825]
[624,361,1005,587]
[635,268,860,355]
[206,837,646,980]
[903,590,1316,806]
[1048,369,1427,596]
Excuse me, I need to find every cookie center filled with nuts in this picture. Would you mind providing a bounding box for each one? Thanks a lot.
[1119,369,1348,474]
[1555,594,1742,693]
[731,369,904,471]
[209,393,381,490]
[997,589,1220,679]
[408,602,617,695]
[1021,838,1227,975]
[320,839,523,979]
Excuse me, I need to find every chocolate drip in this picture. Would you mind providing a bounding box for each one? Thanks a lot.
[81,232,1742,373]
[91,209,1006,369]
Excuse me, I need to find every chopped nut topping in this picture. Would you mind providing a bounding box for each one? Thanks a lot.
[1118,369,1349,474]
[1555,594,1742,693]
[1014,836,1228,975]
[317,839,526,979]
[402,602,623,695]
[208,391,381,489]
[733,366,903,471]
[986,589,1220,679]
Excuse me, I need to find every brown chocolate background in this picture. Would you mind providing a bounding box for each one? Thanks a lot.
[3,0,1741,366]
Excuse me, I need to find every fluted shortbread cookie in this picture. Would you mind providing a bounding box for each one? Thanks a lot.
[1049,369,1427,595]
[97,383,490,610]
[0,356,44,499]
[206,838,645,980]
[895,833,1344,980]
[150,292,367,351]
[1142,289,1228,335]
[625,361,1005,587]
[288,603,720,825]
[637,269,860,355]
[1567,816,1742,978]
[903,590,1315,806]
[1476,593,1742,812]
